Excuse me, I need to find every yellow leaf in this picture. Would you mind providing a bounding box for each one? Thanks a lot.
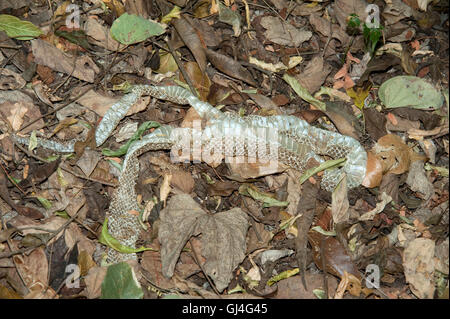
[346,83,372,109]
[161,6,181,24]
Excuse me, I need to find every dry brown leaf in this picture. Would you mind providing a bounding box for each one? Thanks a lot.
[76,149,100,177]
[362,151,384,188]
[295,55,331,94]
[331,175,349,224]
[31,39,99,83]
[75,89,150,117]
[0,68,26,90]
[226,157,287,180]
[160,174,172,204]
[158,194,249,292]
[12,247,48,291]
[84,17,124,51]
[170,170,195,194]
[0,100,44,133]
[207,180,239,197]
[83,266,107,299]
[308,230,361,281]
[259,16,312,47]
[141,249,177,291]
[403,238,435,299]
[406,160,434,200]
[205,49,257,87]
[180,61,211,101]
[332,0,368,29]
[78,250,97,277]
[247,221,273,253]
[172,16,207,72]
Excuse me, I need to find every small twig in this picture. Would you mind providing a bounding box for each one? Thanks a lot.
[165,37,199,99]
[188,238,222,297]
[0,202,83,258]
[17,85,94,133]
[320,238,329,299]
[60,164,118,187]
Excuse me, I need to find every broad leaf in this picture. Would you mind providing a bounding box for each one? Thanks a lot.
[110,13,165,45]
[0,14,43,40]
[379,76,443,110]
[101,262,143,299]
[158,194,249,292]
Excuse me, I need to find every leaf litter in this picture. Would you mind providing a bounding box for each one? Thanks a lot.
[0,0,448,301]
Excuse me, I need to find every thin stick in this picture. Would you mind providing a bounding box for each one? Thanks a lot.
[165,37,199,99]
[188,238,222,297]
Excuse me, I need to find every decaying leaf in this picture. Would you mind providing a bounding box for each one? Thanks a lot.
[403,238,435,299]
[31,39,100,83]
[308,230,361,281]
[205,49,257,86]
[361,151,384,188]
[331,175,349,224]
[406,160,434,201]
[180,61,211,101]
[259,16,312,47]
[295,55,331,94]
[158,194,249,292]
[371,134,426,175]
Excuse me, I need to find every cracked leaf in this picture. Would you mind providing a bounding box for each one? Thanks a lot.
[158,194,249,292]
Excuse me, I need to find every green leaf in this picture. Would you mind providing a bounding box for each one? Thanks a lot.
[55,211,70,219]
[299,158,346,185]
[102,121,160,157]
[311,226,336,236]
[99,217,156,254]
[218,2,241,37]
[0,14,43,40]
[110,13,165,45]
[239,184,289,208]
[101,262,144,299]
[161,6,181,24]
[267,268,299,286]
[282,74,326,110]
[28,130,38,152]
[55,30,90,50]
[313,289,327,299]
[161,293,183,299]
[36,196,52,209]
[378,76,444,110]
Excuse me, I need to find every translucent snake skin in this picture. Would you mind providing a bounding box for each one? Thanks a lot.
[13,85,367,263]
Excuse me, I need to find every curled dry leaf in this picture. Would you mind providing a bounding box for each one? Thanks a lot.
[205,49,257,87]
[180,61,211,101]
[308,230,361,281]
[331,175,349,224]
[362,151,384,188]
[295,55,331,94]
[172,16,207,73]
[158,194,249,292]
[371,134,426,175]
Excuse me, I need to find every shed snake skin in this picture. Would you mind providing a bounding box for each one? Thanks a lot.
[13,85,367,262]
